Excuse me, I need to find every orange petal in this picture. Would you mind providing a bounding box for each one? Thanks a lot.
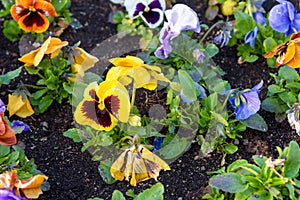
[276,42,295,67]
[45,37,68,58]
[16,175,48,189]
[290,32,300,40]
[18,11,50,33]
[18,48,40,66]
[286,44,300,68]
[10,5,29,22]
[0,171,18,189]
[264,43,287,58]
[0,113,17,146]
[34,0,57,17]
[73,47,98,71]
[16,0,34,7]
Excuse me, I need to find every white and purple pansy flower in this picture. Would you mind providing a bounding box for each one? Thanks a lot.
[128,0,166,28]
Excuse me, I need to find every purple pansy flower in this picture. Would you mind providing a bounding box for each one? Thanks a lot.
[253,11,266,26]
[155,4,200,59]
[213,21,234,48]
[128,0,166,28]
[153,137,163,152]
[0,99,5,113]
[0,189,28,200]
[268,0,300,36]
[228,80,263,120]
[245,26,259,48]
[11,120,30,133]
[193,49,205,63]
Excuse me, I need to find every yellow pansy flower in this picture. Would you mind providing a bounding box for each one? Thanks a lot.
[7,94,34,118]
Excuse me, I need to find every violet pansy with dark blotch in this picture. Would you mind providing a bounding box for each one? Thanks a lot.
[228,80,263,120]
[129,0,166,28]
[0,99,5,113]
[155,4,200,59]
[11,120,31,133]
[268,0,300,36]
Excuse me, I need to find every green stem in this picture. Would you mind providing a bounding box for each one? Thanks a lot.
[130,81,137,112]
[199,20,225,44]
[22,84,46,89]
[220,90,231,112]
[36,72,46,79]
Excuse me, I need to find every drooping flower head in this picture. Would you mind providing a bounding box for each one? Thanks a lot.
[228,80,263,120]
[7,94,34,118]
[75,81,131,131]
[155,4,200,59]
[10,0,57,33]
[128,0,166,28]
[268,0,300,36]
[213,21,234,48]
[19,37,68,67]
[264,32,300,68]
[106,56,170,90]
[245,26,259,48]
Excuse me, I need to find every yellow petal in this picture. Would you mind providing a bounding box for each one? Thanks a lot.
[33,36,51,66]
[22,188,43,199]
[109,56,144,68]
[18,48,40,67]
[73,47,99,71]
[127,66,151,88]
[7,94,26,117]
[96,80,130,122]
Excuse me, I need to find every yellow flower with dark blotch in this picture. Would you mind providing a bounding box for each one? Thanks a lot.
[0,112,16,146]
[75,80,130,131]
[7,94,34,118]
[70,47,99,81]
[0,170,48,199]
[10,0,57,33]
[110,139,170,186]
[106,56,170,90]
[18,36,68,67]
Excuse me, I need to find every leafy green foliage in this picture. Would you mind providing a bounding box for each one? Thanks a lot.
[204,141,300,199]
[262,66,300,121]
[3,20,22,42]
[0,66,22,87]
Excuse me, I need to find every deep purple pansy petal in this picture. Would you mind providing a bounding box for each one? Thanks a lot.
[11,120,31,132]
[0,99,5,113]
[141,8,164,28]
[133,2,146,17]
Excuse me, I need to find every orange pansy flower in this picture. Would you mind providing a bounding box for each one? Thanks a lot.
[7,94,34,118]
[264,32,300,68]
[0,112,17,146]
[10,0,57,33]
[18,36,68,67]
[0,171,48,199]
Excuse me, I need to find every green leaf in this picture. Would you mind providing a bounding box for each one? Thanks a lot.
[263,37,277,53]
[244,55,258,63]
[278,66,300,81]
[112,190,126,200]
[278,92,297,105]
[261,97,286,113]
[267,84,284,94]
[3,20,21,42]
[209,173,248,193]
[223,143,238,154]
[248,190,272,200]
[283,141,300,178]
[98,160,116,184]
[134,182,164,200]
[31,88,48,100]
[38,95,54,113]
[159,136,188,160]
[113,11,125,23]
[234,11,255,38]
[51,0,69,13]
[63,128,82,142]
[240,113,268,132]
[0,145,10,157]
[205,43,219,58]
[83,72,103,83]
[178,69,197,102]
[210,111,228,126]
[0,67,22,86]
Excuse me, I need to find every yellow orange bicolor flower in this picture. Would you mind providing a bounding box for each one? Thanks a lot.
[74,80,130,131]
[0,171,48,199]
[10,0,57,33]
[70,47,99,81]
[0,112,17,146]
[7,94,34,118]
[18,36,68,67]
[106,56,170,90]
[264,32,300,68]
[110,135,170,186]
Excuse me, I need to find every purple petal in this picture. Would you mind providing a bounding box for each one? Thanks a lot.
[253,11,266,26]
[154,45,168,59]
[148,0,163,10]
[251,80,263,93]
[0,99,5,113]
[269,3,291,33]
[11,120,31,132]
[286,1,295,21]
[133,3,146,17]
[141,9,164,28]
[0,189,28,200]
[235,91,260,120]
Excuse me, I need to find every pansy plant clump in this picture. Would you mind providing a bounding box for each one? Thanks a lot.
[7,36,99,116]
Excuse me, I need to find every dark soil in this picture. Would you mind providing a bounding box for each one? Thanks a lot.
[1,0,300,199]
